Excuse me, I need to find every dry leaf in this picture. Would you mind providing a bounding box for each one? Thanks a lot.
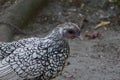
[85,31,101,39]
[94,21,110,29]
[81,3,85,8]
[104,27,107,30]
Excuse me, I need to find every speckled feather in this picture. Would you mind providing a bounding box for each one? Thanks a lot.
[0,22,80,80]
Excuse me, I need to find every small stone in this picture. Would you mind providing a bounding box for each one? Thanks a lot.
[63,72,73,78]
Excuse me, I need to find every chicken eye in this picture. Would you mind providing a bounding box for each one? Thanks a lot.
[68,29,75,34]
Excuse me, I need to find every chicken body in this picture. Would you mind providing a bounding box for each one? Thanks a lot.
[0,22,81,80]
[0,28,69,80]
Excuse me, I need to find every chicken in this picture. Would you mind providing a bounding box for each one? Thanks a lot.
[0,22,81,80]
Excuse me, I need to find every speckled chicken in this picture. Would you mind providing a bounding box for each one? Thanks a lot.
[0,22,82,80]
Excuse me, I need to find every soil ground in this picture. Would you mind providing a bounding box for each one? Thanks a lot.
[0,0,120,80]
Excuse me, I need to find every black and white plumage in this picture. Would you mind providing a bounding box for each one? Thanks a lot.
[0,22,81,80]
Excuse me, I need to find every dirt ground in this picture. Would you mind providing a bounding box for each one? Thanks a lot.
[0,0,120,80]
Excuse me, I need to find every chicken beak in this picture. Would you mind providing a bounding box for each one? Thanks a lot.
[78,35,84,40]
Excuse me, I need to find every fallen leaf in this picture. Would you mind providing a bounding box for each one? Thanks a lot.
[94,21,110,29]
[104,27,107,30]
[85,31,101,39]
[81,3,85,8]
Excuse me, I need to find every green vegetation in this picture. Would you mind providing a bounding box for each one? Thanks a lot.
[112,0,120,6]
[103,0,120,6]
